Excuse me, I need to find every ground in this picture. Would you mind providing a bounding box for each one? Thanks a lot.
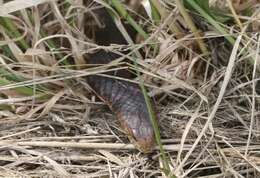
[0,0,260,177]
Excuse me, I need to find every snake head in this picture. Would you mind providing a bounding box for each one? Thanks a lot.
[93,77,157,153]
[129,118,156,153]
[115,100,156,153]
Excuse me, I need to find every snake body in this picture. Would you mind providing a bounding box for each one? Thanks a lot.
[86,9,156,152]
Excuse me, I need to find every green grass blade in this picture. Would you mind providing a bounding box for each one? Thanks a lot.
[110,0,149,39]
[0,17,29,50]
[185,0,236,45]
[0,77,37,96]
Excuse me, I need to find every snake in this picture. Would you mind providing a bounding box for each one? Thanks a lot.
[85,8,156,152]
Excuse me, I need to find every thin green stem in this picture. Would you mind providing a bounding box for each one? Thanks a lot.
[185,0,258,70]
[0,77,37,96]
[108,0,173,175]
[133,60,174,177]
[185,0,235,45]
[0,68,47,97]
[149,0,161,23]
[150,0,181,35]
[0,17,29,50]
[175,0,209,55]
[110,0,149,39]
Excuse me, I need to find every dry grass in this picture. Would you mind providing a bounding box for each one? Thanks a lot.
[0,0,260,177]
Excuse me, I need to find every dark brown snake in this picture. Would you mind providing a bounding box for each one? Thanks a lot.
[85,9,156,152]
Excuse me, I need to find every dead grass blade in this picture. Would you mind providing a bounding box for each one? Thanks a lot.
[175,34,242,173]
[0,0,56,16]
[11,141,191,152]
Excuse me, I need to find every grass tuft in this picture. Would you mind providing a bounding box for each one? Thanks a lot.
[0,0,259,177]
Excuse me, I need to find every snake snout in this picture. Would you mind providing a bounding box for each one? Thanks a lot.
[121,107,156,153]
[131,121,155,153]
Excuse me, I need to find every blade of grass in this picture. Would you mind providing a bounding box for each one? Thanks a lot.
[174,0,209,55]
[0,104,12,110]
[1,45,15,59]
[133,58,174,177]
[110,0,149,40]
[185,0,236,45]
[0,77,38,96]
[0,17,29,50]
[185,0,258,70]
[22,7,69,66]
[0,68,25,82]
[25,9,69,65]
[39,29,70,66]
[0,67,48,98]
[149,0,161,23]
[107,1,174,176]
[150,0,182,35]
[226,0,243,31]
[110,0,161,55]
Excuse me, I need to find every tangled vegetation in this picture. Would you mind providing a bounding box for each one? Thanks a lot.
[0,0,259,177]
